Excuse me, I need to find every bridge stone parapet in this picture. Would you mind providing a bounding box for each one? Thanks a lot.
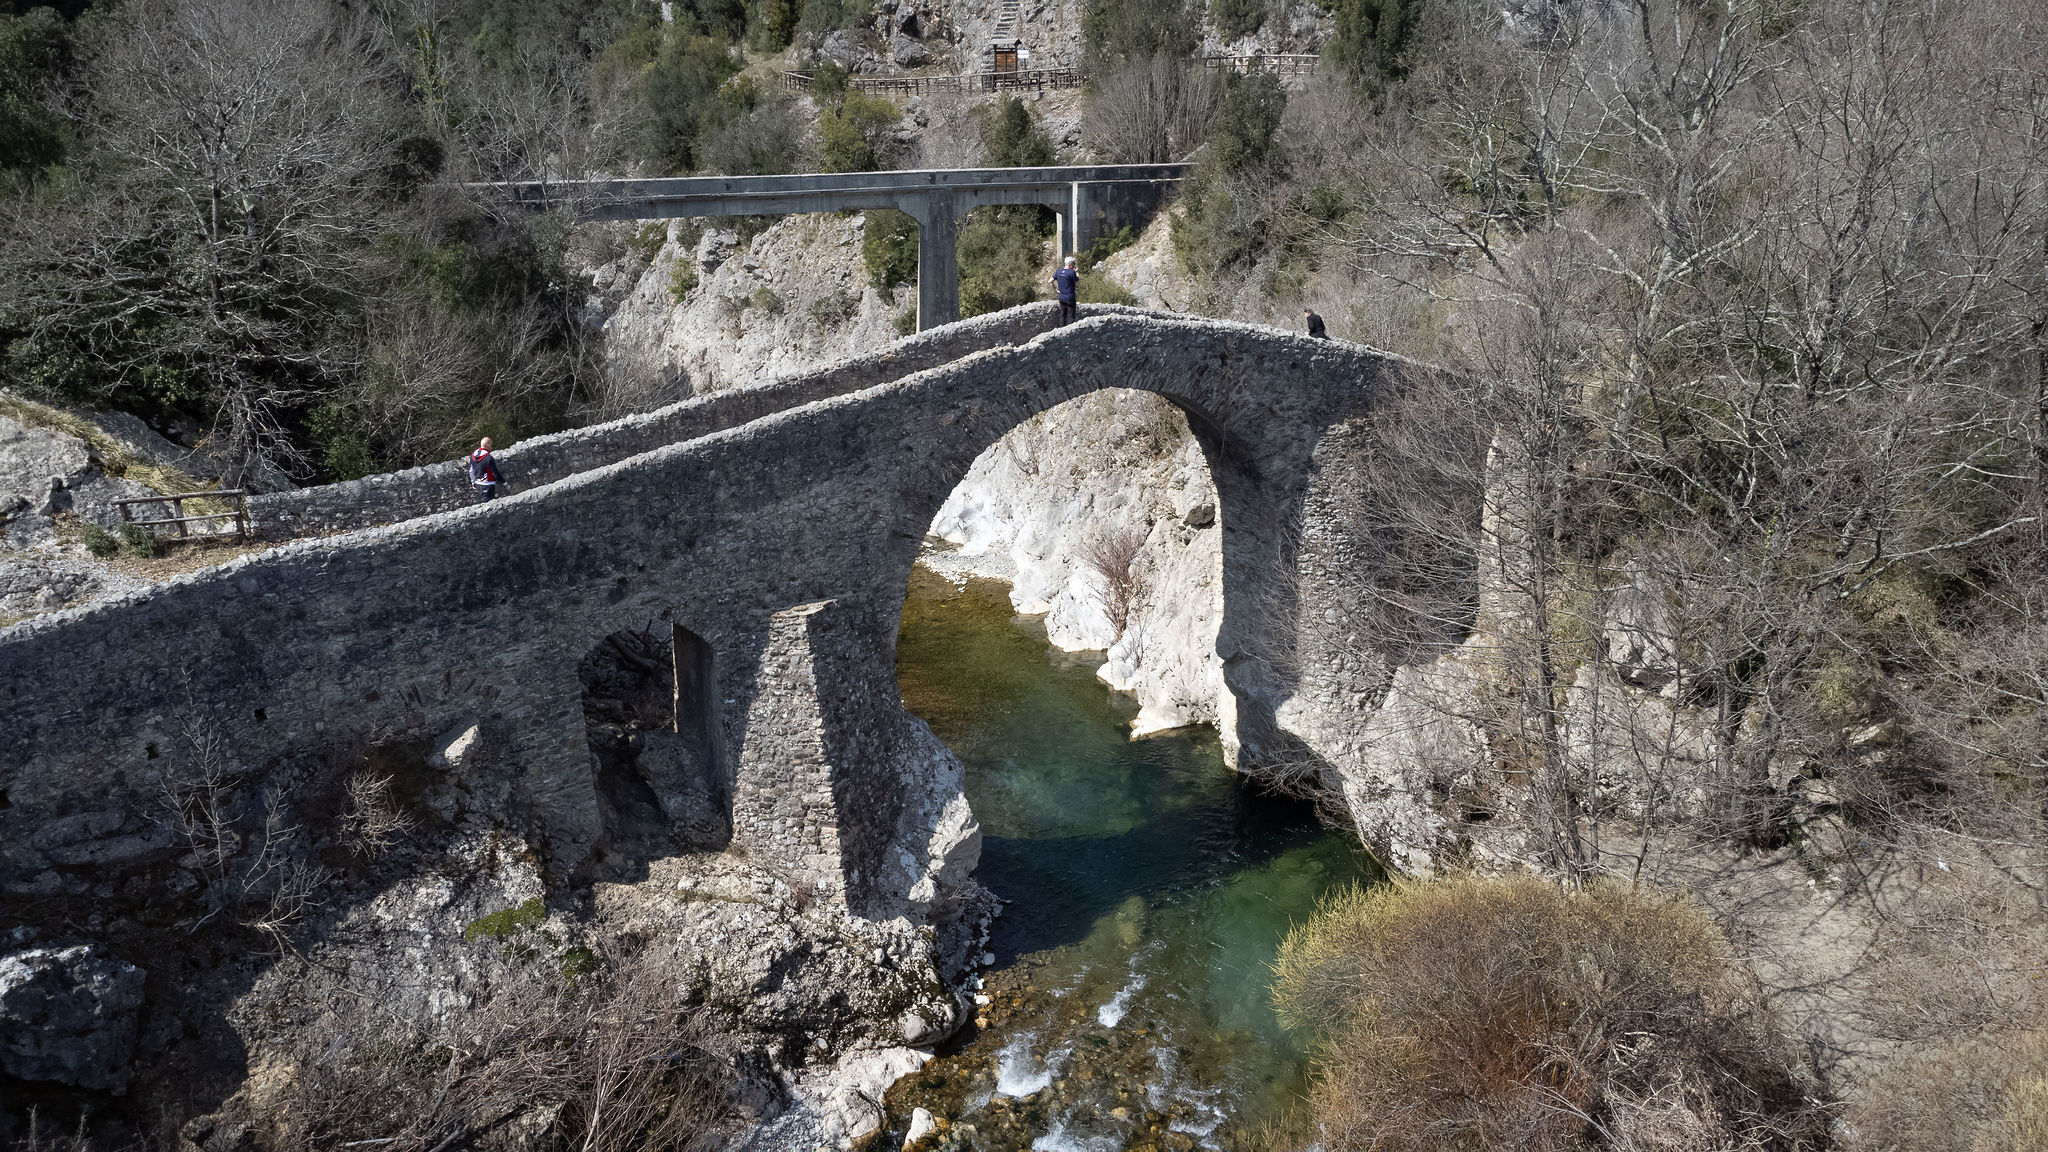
[0,310,1452,922]
[251,305,1081,542]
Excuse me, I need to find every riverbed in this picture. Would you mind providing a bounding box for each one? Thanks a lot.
[883,567,1375,1151]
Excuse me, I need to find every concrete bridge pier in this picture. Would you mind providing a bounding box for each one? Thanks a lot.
[907,195,961,331]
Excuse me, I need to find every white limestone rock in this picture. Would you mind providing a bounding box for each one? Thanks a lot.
[0,945,145,1092]
[929,390,1227,737]
[891,31,930,66]
[596,215,913,405]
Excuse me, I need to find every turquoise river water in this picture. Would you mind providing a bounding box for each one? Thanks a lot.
[879,568,1376,1151]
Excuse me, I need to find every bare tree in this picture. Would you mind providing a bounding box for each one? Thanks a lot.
[160,720,327,945]
[340,768,415,860]
[0,0,402,486]
[1083,56,1218,163]
[1082,524,1149,639]
[271,943,735,1152]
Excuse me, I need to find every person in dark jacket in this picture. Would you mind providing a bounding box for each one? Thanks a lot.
[469,437,503,501]
[1053,256,1080,325]
[1304,309,1327,339]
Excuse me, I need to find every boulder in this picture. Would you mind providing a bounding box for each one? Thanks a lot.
[904,1107,936,1147]
[818,29,866,72]
[0,415,92,500]
[891,32,930,67]
[0,945,145,1092]
[1604,559,1683,691]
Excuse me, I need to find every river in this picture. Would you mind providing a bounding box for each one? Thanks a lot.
[881,567,1376,1151]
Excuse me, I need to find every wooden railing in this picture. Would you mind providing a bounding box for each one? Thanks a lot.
[1203,53,1321,75]
[778,54,1314,98]
[114,490,249,540]
[780,66,1083,97]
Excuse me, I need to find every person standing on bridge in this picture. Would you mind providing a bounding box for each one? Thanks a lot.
[1053,256,1080,325]
[1304,309,1327,339]
[469,437,503,502]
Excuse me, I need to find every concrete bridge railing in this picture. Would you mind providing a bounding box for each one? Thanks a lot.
[486,167,1187,330]
[0,310,1446,924]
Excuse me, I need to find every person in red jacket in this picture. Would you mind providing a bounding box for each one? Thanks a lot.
[468,437,503,501]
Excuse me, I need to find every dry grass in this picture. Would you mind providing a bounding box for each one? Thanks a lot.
[1273,875,1828,1151]
[257,943,734,1152]
[1845,1027,2048,1152]
[0,393,216,497]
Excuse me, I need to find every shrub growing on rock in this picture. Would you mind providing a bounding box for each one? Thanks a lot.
[820,90,902,173]
[1273,875,1827,1150]
[864,209,921,291]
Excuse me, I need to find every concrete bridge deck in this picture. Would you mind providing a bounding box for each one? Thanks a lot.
[0,307,1447,923]
[485,166,1189,329]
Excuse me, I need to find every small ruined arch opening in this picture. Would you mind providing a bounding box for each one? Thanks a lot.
[578,617,730,878]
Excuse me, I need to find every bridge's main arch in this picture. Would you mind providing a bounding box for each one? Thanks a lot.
[0,310,1442,923]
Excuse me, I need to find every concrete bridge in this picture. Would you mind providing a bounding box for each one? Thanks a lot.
[489,166,1187,329]
[0,308,1442,923]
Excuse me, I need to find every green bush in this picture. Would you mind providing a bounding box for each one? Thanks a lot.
[0,7,71,188]
[979,97,1056,167]
[1077,224,1138,272]
[118,522,161,558]
[1078,274,1136,306]
[558,944,601,982]
[797,0,869,40]
[1274,876,1826,1150]
[749,285,785,315]
[808,289,860,326]
[642,33,745,172]
[808,60,851,103]
[957,207,1052,317]
[1170,170,1255,279]
[749,0,800,50]
[1326,0,1422,83]
[863,208,920,291]
[669,260,700,302]
[307,399,376,482]
[1210,0,1266,40]
[80,522,119,558]
[893,307,917,335]
[1081,0,1198,70]
[696,92,805,175]
[631,222,669,263]
[1210,71,1287,175]
[820,89,902,173]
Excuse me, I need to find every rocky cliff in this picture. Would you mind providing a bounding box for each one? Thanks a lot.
[925,391,1226,737]
[595,214,914,405]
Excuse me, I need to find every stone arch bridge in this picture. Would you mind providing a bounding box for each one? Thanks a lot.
[0,308,1443,920]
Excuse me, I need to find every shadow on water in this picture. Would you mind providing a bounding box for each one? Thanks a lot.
[894,566,1381,1147]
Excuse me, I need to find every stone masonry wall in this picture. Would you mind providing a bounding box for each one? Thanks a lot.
[0,310,1446,922]
[250,307,1079,542]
